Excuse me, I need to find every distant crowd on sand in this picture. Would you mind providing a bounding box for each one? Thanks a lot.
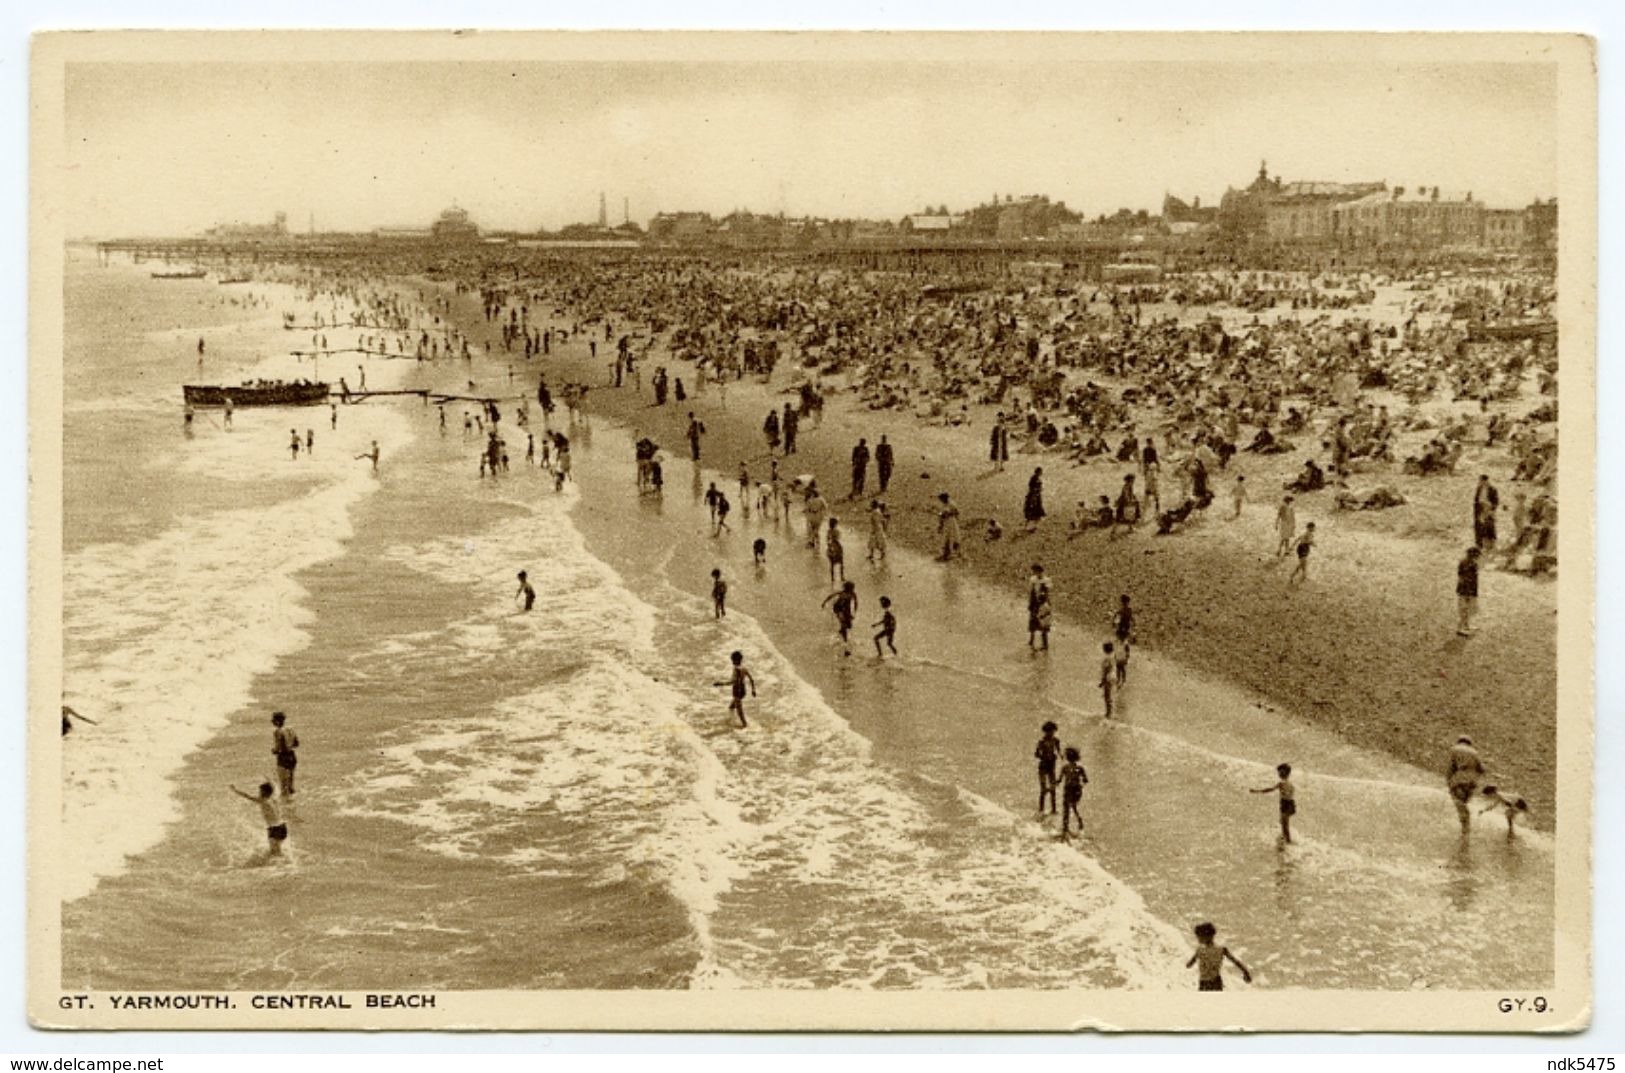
[160,245,1556,987]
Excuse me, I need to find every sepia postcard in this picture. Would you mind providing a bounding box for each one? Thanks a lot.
[28,30,1596,1032]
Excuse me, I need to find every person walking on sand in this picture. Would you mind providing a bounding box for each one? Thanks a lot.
[803,484,829,550]
[222,394,234,430]
[230,782,288,859]
[1288,522,1315,584]
[872,596,898,658]
[936,492,962,561]
[355,440,380,475]
[1111,594,1135,685]
[714,491,733,536]
[1250,762,1296,844]
[1187,923,1251,991]
[306,429,314,456]
[1035,721,1061,815]
[270,712,299,797]
[1456,546,1481,636]
[849,438,870,499]
[1023,467,1046,535]
[825,517,846,584]
[989,413,1010,472]
[866,499,889,563]
[875,434,894,493]
[1231,474,1247,519]
[724,651,756,729]
[1276,495,1297,557]
[289,429,301,460]
[515,570,536,612]
[821,580,859,656]
[1447,735,1485,834]
[1473,474,1500,550]
[711,568,728,619]
[1099,642,1118,717]
[686,412,706,462]
[1058,747,1088,840]
[1027,565,1051,650]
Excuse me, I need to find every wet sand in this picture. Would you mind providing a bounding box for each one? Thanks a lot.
[474,291,1557,823]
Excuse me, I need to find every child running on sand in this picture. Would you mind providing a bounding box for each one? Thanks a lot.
[826,518,845,584]
[1250,763,1297,843]
[1187,923,1252,991]
[515,570,536,612]
[724,650,756,729]
[821,581,859,656]
[1058,747,1088,840]
[1479,785,1531,839]
[1035,721,1061,815]
[711,568,728,619]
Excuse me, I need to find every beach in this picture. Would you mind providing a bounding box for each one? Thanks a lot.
[57,249,1556,994]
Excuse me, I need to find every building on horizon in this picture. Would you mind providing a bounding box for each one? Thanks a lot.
[430,206,480,242]
[204,211,288,241]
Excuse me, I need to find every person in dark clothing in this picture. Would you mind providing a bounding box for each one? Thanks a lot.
[875,435,894,492]
[1023,467,1046,533]
[1456,546,1481,636]
[686,412,706,462]
[783,403,799,455]
[850,438,870,498]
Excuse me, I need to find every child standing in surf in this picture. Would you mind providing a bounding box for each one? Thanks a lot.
[1187,922,1252,991]
[1035,721,1061,815]
[725,650,756,729]
[1250,762,1297,844]
[230,782,288,859]
[711,568,728,619]
[1059,747,1088,840]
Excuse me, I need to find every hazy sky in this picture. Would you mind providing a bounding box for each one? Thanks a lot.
[61,58,1558,236]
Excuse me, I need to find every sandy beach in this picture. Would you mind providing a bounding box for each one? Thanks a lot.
[507,297,1557,822]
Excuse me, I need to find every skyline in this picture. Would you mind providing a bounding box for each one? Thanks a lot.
[63,57,1559,237]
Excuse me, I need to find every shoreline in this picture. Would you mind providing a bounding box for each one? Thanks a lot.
[468,289,1557,822]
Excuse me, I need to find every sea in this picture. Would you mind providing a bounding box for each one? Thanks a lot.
[58,249,1553,991]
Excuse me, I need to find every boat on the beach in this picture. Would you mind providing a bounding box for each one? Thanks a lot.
[182,380,330,407]
[216,276,253,285]
[1467,319,1557,343]
[150,269,207,280]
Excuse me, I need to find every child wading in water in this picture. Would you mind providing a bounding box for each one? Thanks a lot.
[724,650,756,729]
[1479,784,1531,839]
[822,581,859,656]
[1187,922,1252,991]
[872,596,898,658]
[1058,746,1088,840]
[1035,721,1061,815]
[711,568,728,619]
[229,782,288,859]
[1250,762,1297,843]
